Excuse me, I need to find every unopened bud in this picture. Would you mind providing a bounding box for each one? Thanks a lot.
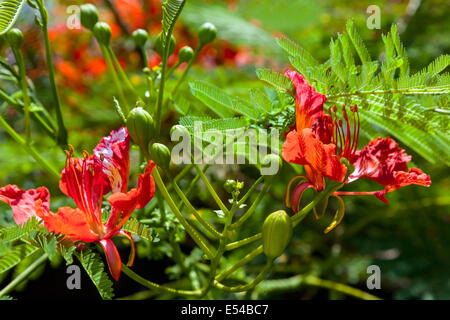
[178,46,194,63]
[132,29,149,48]
[149,143,171,170]
[126,107,155,150]
[5,28,23,48]
[262,210,292,259]
[80,4,99,30]
[198,22,217,45]
[93,22,112,46]
[154,33,175,58]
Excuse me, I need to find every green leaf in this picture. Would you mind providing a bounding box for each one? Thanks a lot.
[277,34,319,66]
[0,217,40,242]
[161,0,186,47]
[0,0,26,35]
[78,249,115,300]
[122,218,155,242]
[0,243,39,274]
[256,69,293,94]
[345,20,371,64]
[188,81,234,118]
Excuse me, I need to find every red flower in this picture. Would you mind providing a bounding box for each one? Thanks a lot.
[282,70,431,230]
[0,127,156,280]
[337,137,432,203]
[282,70,347,192]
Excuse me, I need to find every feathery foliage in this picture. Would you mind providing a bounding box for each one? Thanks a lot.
[77,249,115,300]
[0,0,25,35]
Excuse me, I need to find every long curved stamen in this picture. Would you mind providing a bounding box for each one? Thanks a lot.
[328,104,360,159]
[63,147,103,235]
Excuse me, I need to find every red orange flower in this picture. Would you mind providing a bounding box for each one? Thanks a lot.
[0,127,155,280]
[282,69,431,230]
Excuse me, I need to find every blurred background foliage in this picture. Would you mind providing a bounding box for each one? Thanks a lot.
[0,0,449,299]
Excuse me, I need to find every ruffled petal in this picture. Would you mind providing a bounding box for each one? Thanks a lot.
[94,127,130,193]
[36,205,99,242]
[99,238,122,281]
[106,161,156,231]
[282,129,347,189]
[0,185,49,225]
[374,168,431,203]
[348,137,410,185]
[285,69,326,132]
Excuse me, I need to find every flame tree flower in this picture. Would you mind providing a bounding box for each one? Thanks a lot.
[282,70,431,232]
[0,127,155,280]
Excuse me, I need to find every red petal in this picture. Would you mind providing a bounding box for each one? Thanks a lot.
[106,161,156,231]
[94,127,130,193]
[349,137,411,185]
[108,230,136,267]
[60,155,108,225]
[290,181,315,213]
[99,238,122,281]
[285,69,326,132]
[375,168,431,203]
[0,185,49,225]
[282,129,347,188]
[36,205,99,242]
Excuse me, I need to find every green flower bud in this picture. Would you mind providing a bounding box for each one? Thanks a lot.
[5,28,23,48]
[198,22,217,45]
[154,33,175,58]
[262,210,292,259]
[224,179,237,194]
[80,4,99,30]
[178,46,194,63]
[132,29,149,48]
[126,107,155,150]
[223,179,244,200]
[93,22,112,46]
[149,143,171,170]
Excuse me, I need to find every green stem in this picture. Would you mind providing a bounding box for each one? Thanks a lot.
[166,61,182,79]
[154,47,168,138]
[302,276,382,300]
[107,45,139,101]
[230,183,269,230]
[170,176,221,239]
[152,167,216,259]
[100,44,130,114]
[121,264,202,297]
[145,164,194,214]
[0,253,48,298]
[37,1,67,146]
[0,114,60,180]
[0,90,55,139]
[194,163,229,214]
[214,260,273,293]
[215,245,264,282]
[171,45,202,95]
[237,176,264,207]
[225,233,262,251]
[12,48,31,143]
[291,181,343,227]
[199,202,237,298]
[140,47,149,70]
